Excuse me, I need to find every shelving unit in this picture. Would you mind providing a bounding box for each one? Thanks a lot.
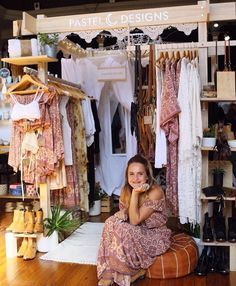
[200,93,236,270]
[0,195,39,200]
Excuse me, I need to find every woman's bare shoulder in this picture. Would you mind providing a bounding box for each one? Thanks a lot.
[148,184,164,201]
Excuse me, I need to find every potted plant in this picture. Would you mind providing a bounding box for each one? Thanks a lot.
[202,125,216,147]
[37,205,80,252]
[212,167,225,187]
[89,182,106,216]
[38,33,59,57]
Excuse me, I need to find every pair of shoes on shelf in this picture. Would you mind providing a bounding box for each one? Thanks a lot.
[131,269,146,283]
[6,209,44,234]
[17,237,37,260]
[202,212,227,242]
[195,246,229,276]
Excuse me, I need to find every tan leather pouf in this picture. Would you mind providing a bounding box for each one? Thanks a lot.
[147,233,198,279]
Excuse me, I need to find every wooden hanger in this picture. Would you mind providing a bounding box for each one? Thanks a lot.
[156,51,166,69]
[6,74,48,95]
[49,81,86,100]
[175,50,181,61]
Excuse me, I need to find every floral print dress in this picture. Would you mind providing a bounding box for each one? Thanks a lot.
[97,197,171,286]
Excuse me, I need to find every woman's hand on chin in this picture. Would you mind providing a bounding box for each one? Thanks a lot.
[133,183,150,194]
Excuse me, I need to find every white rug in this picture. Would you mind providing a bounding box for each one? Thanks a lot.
[40,222,104,265]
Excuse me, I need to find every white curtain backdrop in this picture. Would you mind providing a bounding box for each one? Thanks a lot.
[61,55,137,196]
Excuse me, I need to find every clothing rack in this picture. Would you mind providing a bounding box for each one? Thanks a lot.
[23,66,87,100]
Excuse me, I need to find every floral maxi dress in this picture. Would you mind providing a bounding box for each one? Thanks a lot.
[97,197,171,286]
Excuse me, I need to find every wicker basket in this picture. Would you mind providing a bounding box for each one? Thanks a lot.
[0,184,7,195]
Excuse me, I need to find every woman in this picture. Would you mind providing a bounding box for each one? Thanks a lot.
[97,154,171,286]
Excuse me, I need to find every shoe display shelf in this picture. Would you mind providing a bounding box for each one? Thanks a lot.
[5,232,43,258]
[200,98,236,271]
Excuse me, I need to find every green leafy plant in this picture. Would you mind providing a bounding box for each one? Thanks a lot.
[212,167,225,175]
[182,222,200,239]
[38,33,59,46]
[44,205,80,241]
[203,125,215,138]
[94,182,107,201]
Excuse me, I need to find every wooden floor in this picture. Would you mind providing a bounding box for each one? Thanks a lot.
[1,212,236,286]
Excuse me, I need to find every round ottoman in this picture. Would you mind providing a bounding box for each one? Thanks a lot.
[147,233,198,279]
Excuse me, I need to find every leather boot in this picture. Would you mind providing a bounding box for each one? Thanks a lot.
[195,246,209,276]
[217,247,229,275]
[13,209,25,233]
[214,214,226,242]
[228,217,236,242]
[24,211,35,234]
[6,209,20,232]
[203,212,214,242]
[207,246,217,273]
[23,238,37,260]
[17,237,28,257]
[34,209,44,233]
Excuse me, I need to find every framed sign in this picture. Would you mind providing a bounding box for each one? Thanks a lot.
[97,66,126,81]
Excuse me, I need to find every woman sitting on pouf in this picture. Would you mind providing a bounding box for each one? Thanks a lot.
[97,154,171,286]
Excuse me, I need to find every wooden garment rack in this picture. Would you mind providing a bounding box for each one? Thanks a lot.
[23,66,87,100]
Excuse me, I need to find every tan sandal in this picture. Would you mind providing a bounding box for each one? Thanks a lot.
[97,279,113,286]
[131,269,146,283]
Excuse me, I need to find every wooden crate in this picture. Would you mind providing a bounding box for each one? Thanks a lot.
[101,197,113,213]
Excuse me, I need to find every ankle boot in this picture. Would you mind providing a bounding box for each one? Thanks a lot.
[23,238,37,260]
[6,209,20,232]
[207,246,217,273]
[217,247,229,275]
[24,211,35,234]
[214,214,226,242]
[203,212,214,242]
[195,246,209,276]
[13,209,25,233]
[34,209,44,233]
[228,217,236,242]
[17,237,28,257]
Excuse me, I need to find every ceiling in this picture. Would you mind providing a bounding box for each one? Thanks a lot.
[0,0,234,12]
[0,0,235,41]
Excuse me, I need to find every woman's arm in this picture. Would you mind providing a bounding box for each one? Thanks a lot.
[129,185,164,225]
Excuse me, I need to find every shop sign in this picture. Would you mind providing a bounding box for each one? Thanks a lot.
[97,66,126,81]
[69,11,169,29]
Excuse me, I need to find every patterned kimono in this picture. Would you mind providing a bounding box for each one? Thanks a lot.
[97,197,171,286]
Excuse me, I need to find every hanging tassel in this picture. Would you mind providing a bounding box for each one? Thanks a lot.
[1,78,7,100]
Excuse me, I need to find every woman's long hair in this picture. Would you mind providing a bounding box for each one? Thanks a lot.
[120,154,155,209]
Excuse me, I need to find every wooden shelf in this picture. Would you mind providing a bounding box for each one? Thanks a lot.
[12,233,38,238]
[201,97,236,102]
[200,193,236,201]
[201,146,236,152]
[0,145,10,154]
[1,55,58,66]
[0,195,39,200]
[200,240,236,246]
[0,120,11,125]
